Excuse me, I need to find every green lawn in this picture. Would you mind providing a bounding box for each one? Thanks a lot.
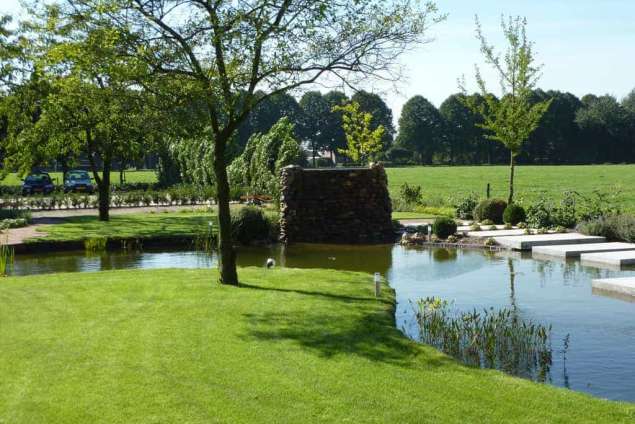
[31,211,215,242]
[0,267,632,423]
[0,170,157,186]
[386,164,635,212]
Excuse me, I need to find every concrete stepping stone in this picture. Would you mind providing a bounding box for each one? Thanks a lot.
[592,277,635,298]
[466,229,527,238]
[494,233,605,251]
[532,242,635,258]
[581,250,635,269]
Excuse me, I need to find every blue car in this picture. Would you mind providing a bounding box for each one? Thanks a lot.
[64,170,95,194]
[22,173,55,195]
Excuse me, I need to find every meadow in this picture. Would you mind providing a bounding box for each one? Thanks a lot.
[386,164,635,212]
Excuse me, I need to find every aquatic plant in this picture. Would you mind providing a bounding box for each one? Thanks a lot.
[194,221,217,253]
[414,297,553,382]
[84,237,108,252]
[0,244,14,276]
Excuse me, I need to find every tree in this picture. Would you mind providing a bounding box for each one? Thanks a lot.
[298,91,331,166]
[61,0,443,284]
[322,91,350,160]
[460,16,552,204]
[522,90,582,164]
[351,91,395,152]
[575,95,633,163]
[2,7,157,221]
[439,93,489,164]
[396,95,444,164]
[334,101,384,164]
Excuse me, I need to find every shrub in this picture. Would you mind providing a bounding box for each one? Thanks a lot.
[399,182,422,205]
[526,197,552,228]
[517,222,527,229]
[481,219,494,225]
[473,199,507,224]
[470,224,481,231]
[415,224,429,235]
[577,214,635,242]
[503,223,512,230]
[231,206,274,245]
[454,193,479,220]
[484,237,497,247]
[432,217,457,239]
[503,204,526,225]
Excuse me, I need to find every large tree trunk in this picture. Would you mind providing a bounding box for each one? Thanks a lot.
[213,136,238,285]
[98,159,111,221]
[508,151,515,205]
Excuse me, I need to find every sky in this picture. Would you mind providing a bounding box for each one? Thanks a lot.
[2,0,634,122]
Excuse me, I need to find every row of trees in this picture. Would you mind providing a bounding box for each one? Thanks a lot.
[395,89,635,166]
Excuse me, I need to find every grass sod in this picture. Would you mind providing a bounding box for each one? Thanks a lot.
[29,211,216,242]
[0,170,157,186]
[386,164,635,212]
[0,268,632,423]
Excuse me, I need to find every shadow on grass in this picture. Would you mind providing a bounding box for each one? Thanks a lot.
[240,283,456,368]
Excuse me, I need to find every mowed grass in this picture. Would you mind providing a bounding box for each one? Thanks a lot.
[386,165,635,212]
[30,211,215,242]
[0,267,633,423]
[0,170,157,186]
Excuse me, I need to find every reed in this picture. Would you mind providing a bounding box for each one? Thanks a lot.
[84,237,108,252]
[0,244,14,276]
[414,297,553,382]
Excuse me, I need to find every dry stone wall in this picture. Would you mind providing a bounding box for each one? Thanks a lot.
[279,164,394,244]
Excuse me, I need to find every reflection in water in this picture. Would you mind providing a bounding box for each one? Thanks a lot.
[9,244,635,402]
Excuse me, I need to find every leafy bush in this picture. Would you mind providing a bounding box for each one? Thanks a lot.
[453,193,479,220]
[577,214,635,242]
[432,217,457,239]
[399,182,422,205]
[473,199,507,224]
[503,204,526,225]
[526,197,552,228]
[231,206,276,245]
[481,219,494,225]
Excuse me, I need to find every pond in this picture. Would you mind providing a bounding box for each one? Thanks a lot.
[10,244,635,402]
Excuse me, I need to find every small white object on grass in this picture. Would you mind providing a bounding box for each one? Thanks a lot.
[266,258,276,269]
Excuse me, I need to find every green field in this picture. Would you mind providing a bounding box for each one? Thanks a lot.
[0,170,157,186]
[386,164,635,212]
[1,267,632,423]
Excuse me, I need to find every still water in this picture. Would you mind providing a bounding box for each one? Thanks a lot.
[11,244,635,402]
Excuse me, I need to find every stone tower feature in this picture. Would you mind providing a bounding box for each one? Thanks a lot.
[279,163,394,244]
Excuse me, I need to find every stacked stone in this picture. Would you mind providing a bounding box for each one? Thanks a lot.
[279,163,394,244]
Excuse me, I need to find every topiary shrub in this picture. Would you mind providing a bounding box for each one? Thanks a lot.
[231,206,274,245]
[432,217,457,239]
[473,199,507,224]
[503,204,527,225]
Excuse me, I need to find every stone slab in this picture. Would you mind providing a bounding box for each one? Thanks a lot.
[494,233,605,251]
[591,277,635,298]
[581,250,635,268]
[532,242,635,258]
[466,229,528,238]
[458,224,512,232]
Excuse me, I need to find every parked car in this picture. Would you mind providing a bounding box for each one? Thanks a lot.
[64,170,95,194]
[21,173,55,195]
